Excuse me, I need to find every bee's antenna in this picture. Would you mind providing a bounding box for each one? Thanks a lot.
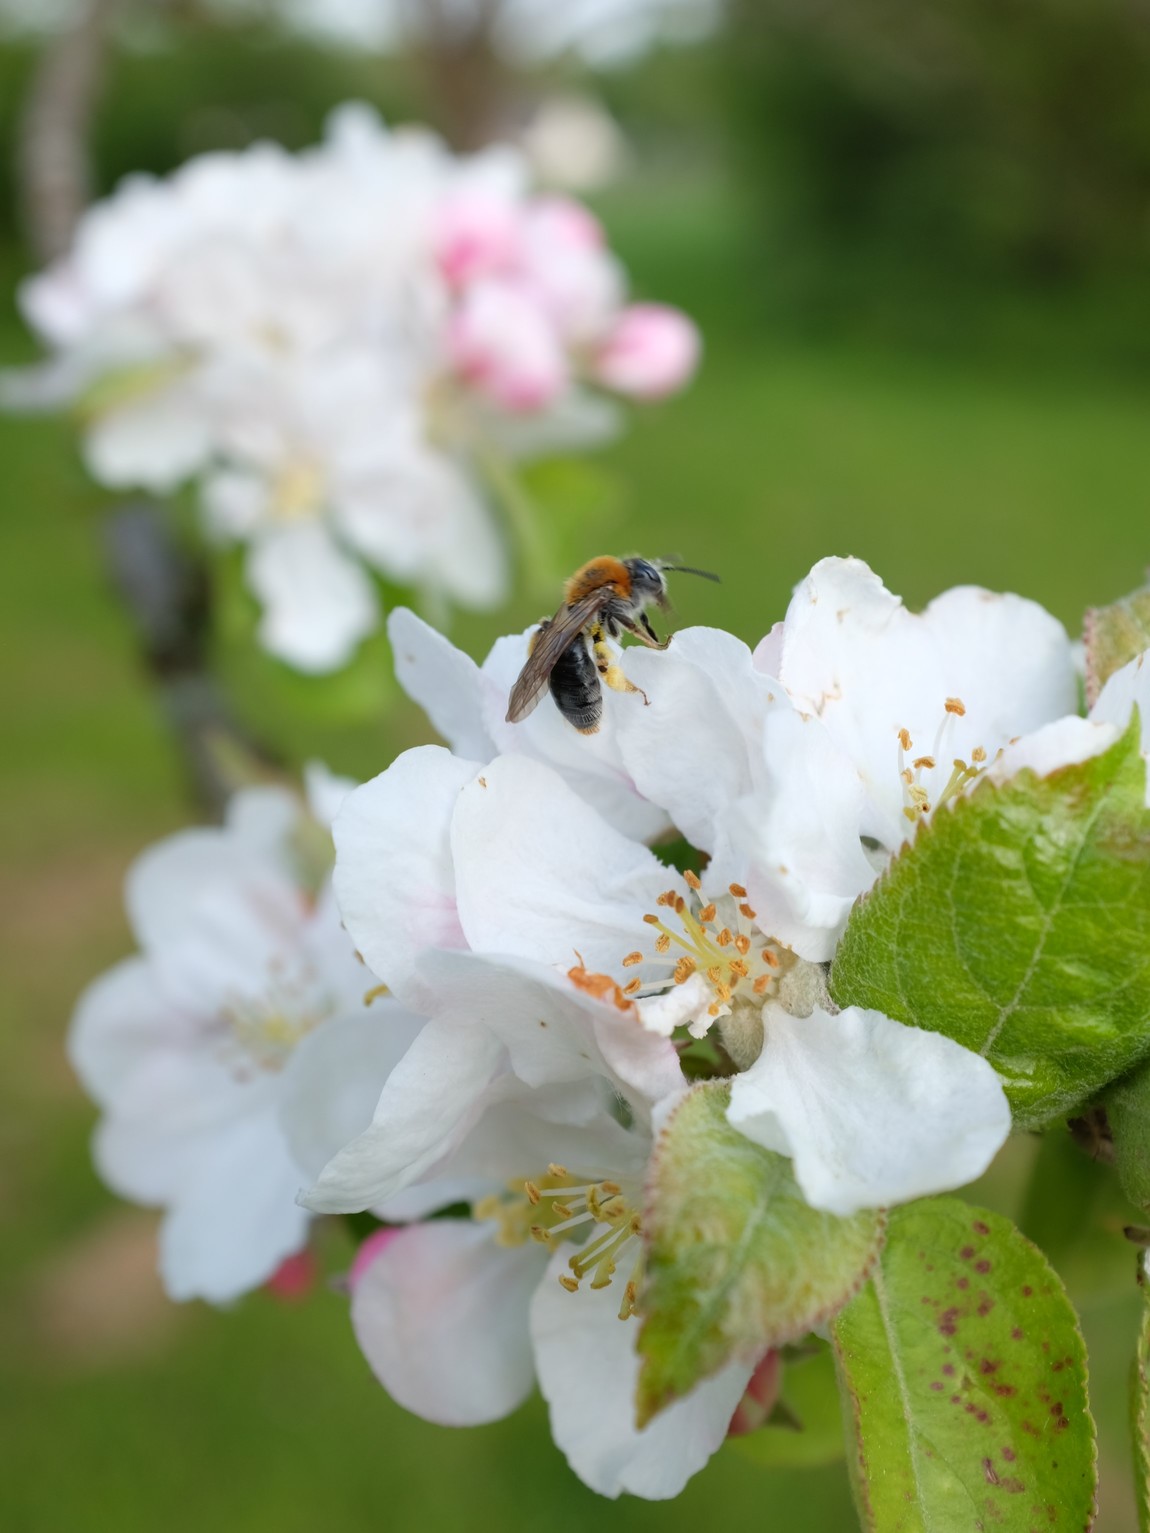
[658,564,721,583]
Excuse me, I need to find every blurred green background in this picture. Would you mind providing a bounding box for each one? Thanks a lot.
[1,4,1149,1529]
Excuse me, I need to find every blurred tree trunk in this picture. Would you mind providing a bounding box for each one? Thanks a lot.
[408,0,512,149]
[17,0,123,263]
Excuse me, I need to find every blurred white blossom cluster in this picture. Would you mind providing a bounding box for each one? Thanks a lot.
[13,105,698,671]
[71,555,1150,1498]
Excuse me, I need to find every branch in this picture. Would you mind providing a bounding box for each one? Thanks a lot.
[17,0,124,263]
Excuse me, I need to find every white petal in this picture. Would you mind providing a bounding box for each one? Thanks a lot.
[158,1108,310,1303]
[351,1222,544,1426]
[1092,648,1150,731]
[636,972,716,1038]
[412,949,684,1110]
[278,1003,425,1181]
[84,385,213,493]
[332,746,483,1010]
[989,716,1120,785]
[1092,649,1150,804]
[300,1017,504,1213]
[614,627,775,855]
[124,790,295,954]
[737,701,876,962]
[451,753,670,973]
[247,523,379,673]
[302,761,357,828]
[728,1005,1011,1216]
[530,1252,753,1499]
[387,607,493,761]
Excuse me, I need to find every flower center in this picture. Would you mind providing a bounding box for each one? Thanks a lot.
[625,872,785,1036]
[475,1164,644,1320]
[218,959,332,1075]
[896,697,988,826]
[271,458,324,522]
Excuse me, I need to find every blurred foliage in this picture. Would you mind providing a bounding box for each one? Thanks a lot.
[722,0,1150,355]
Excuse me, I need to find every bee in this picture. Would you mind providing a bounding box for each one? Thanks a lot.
[505,555,719,734]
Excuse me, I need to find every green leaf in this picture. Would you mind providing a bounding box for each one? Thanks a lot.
[636,1081,885,1427]
[1085,580,1150,705]
[830,721,1150,1128]
[1132,1277,1150,1533]
[1105,1061,1150,1211]
[833,1198,1097,1533]
[732,1347,846,1470]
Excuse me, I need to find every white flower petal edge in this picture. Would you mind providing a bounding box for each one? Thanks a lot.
[332,745,482,1009]
[1092,649,1150,804]
[246,521,380,674]
[530,1251,754,1500]
[989,716,1121,785]
[351,1221,544,1426]
[387,606,492,761]
[728,1005,1012,1217]
[278,1004,425,1182]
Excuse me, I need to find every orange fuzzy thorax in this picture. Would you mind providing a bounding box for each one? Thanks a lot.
[564,555,631,605]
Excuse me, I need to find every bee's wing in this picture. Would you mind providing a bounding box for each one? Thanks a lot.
[505,592,610,724]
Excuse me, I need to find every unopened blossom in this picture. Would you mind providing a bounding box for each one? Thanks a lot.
[12,105,699,671]
[69,771,424,1303]
[612,556,1079,960]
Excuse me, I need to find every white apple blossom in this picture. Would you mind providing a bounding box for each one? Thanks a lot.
[289,937,748,1497]
[330,748,1010,1216]
[11,105,700,672]
[612,556,1080,960]
[69,770,425,1303]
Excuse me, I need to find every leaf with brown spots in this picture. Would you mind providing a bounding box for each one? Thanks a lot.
[833,1198,1096,1533]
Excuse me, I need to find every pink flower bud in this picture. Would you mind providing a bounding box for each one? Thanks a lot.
[593,303,700,400]
[448,279,568,413]
[727,1350,784,1438]
[432,194,523,288]
[523,197,604,254]
[348,1226,404,1294]
[265,1248,318,1302]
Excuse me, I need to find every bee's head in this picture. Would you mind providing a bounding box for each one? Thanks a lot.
[624,556,670,608]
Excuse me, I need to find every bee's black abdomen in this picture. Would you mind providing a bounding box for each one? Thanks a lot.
[550,637,603,733]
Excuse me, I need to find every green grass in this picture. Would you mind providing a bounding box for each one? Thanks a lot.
[2,150,1149,1532]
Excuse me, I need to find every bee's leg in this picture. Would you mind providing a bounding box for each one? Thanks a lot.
[620,614,671,651]
[603,664,650,706]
